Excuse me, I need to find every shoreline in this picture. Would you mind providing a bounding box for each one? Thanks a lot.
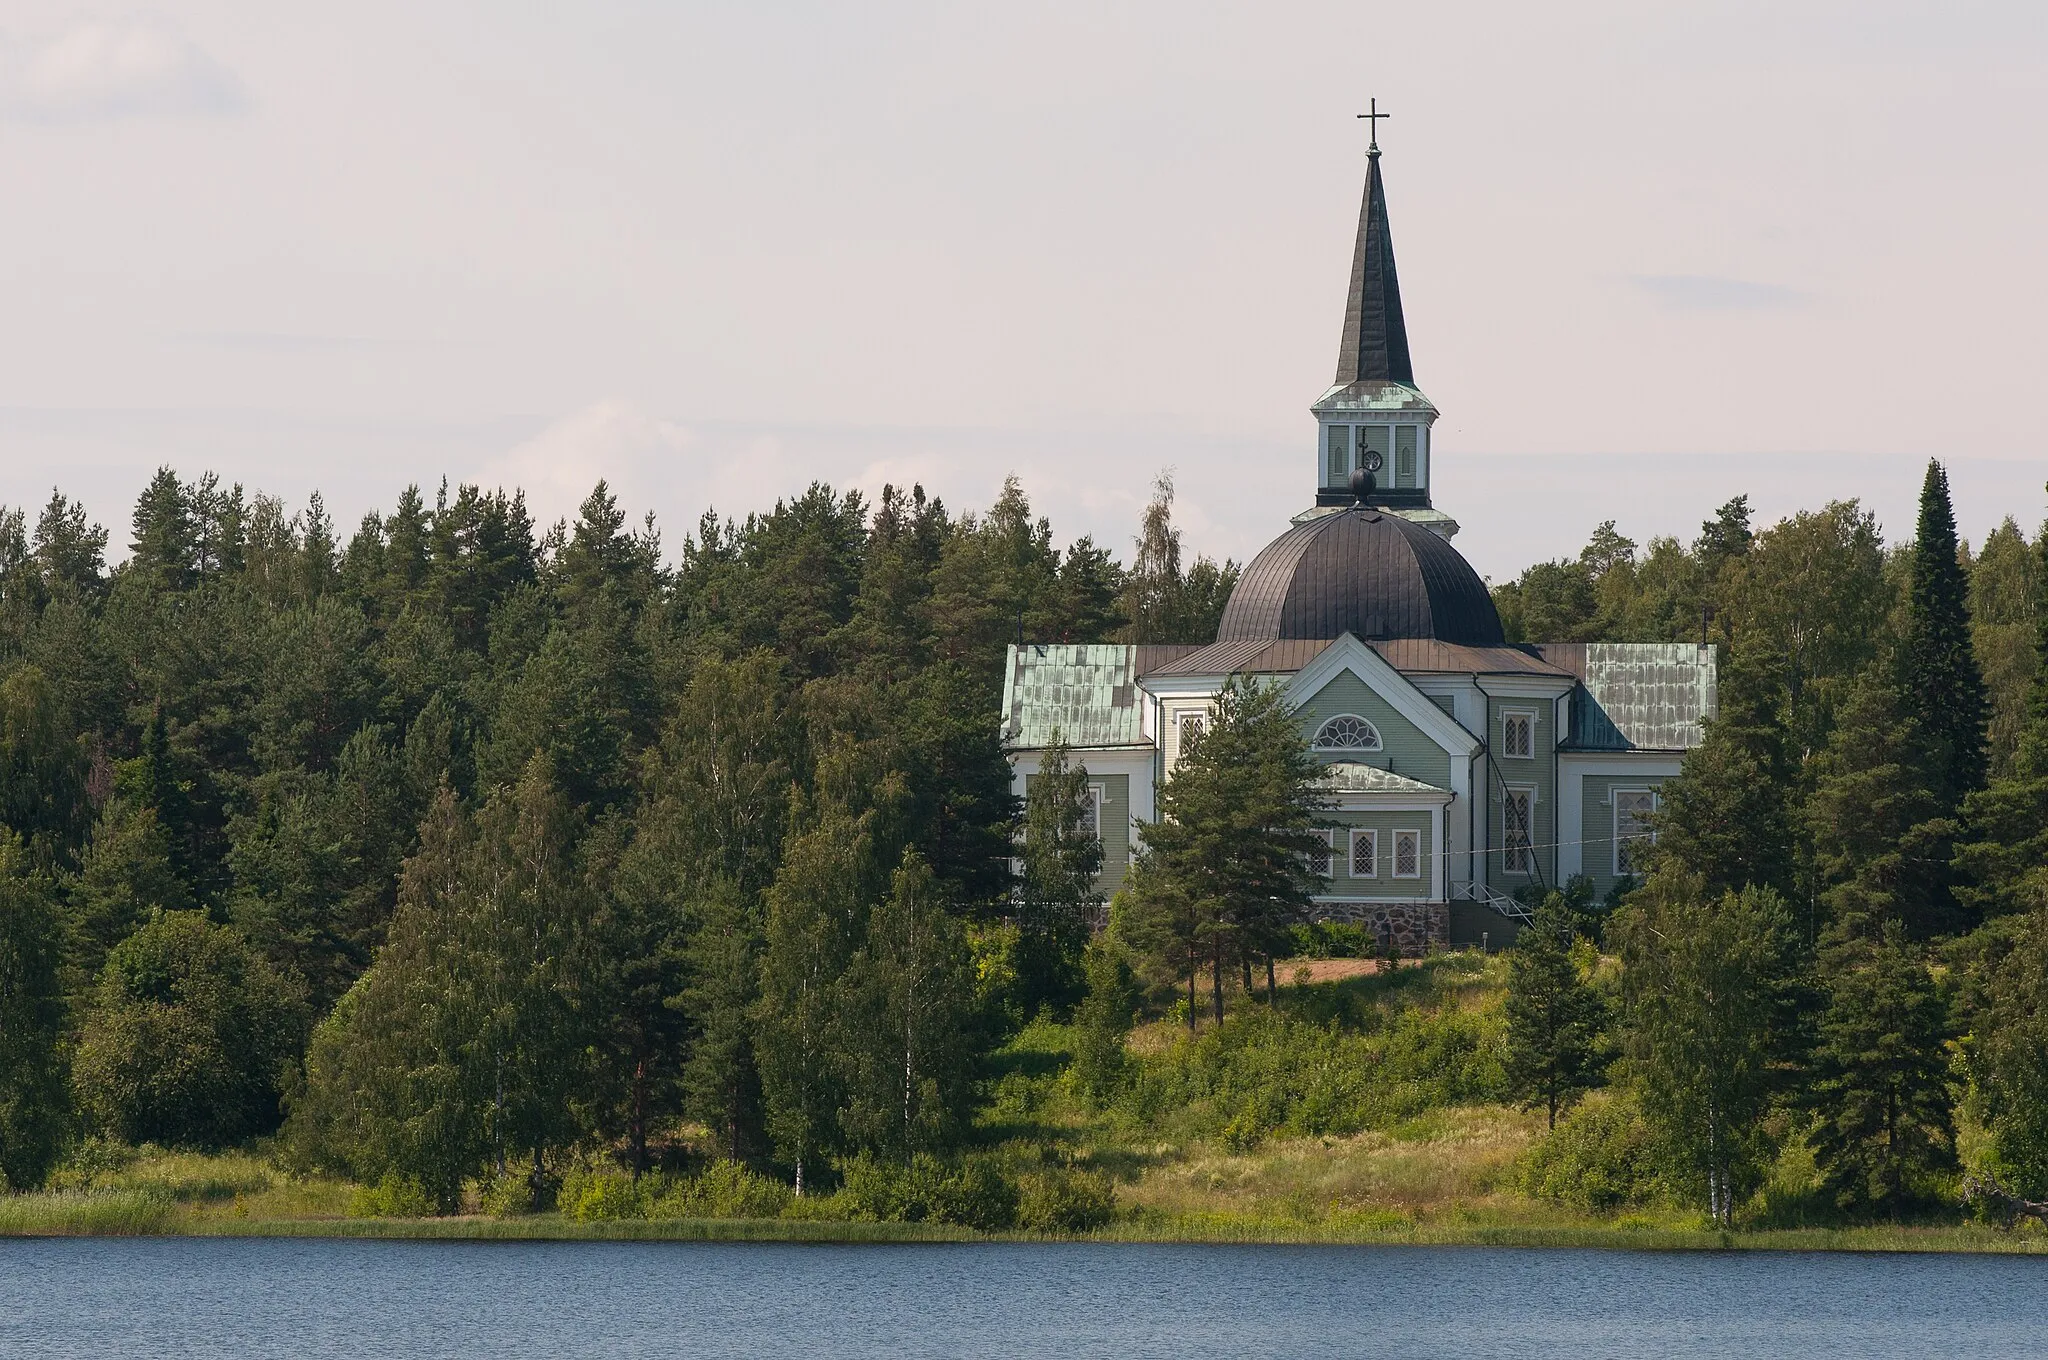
[5,1202,2044,1255]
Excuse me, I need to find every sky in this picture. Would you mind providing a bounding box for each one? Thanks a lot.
[1,1,2044,582]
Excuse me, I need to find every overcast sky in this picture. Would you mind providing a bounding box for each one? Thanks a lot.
[2,1,2044,581]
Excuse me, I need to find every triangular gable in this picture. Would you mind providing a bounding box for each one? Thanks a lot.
[1281,633,1480,759]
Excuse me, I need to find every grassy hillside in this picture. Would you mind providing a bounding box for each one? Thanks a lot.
[6,952,2044,1253]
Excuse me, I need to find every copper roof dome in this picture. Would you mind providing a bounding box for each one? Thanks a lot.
[1215,506,1504,647]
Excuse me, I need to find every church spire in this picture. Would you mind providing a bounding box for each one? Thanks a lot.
[1334,130,1414,388]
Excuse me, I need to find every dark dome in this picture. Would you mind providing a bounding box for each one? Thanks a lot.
[1216,507,1504,646]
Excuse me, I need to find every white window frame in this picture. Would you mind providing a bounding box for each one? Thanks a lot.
[1392,828,1422,879]
[1503,786,1536,876]
[1349,828,1378,879]
[1613,787,1656,877]
[1311,713,1384,753]
[1501,709,1536,760]
[1306,829,1332,878]
[1076,783,1105,844]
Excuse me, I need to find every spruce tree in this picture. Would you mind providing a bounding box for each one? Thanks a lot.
[1649,639,1797,901]
[1807,926,1955,1215]
[1955,500,2048,920]
[1015,732,1102,1016]
[1905,460,1990,812]
[1070,938,1140,1102]
[1804,673,1955,938]
[1504,894,1609,1129]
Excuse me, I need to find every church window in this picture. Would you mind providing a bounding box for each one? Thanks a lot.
[1359,426,1391,476]
[1501,711,1535,759]
[1176,710,1207,752]
[1393,829,1421,879]
[1614,789,1656,876]
[1503,788,1534,874]
[1312,714,1383,752]
[1306,830,1332,878]
[1076,785,1104,843]
[1395,426,1417,487]
[1326,425,1351,486]
[1350,829,1377,878]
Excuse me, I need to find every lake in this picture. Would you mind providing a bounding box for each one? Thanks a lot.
[3,1237,2042,1358]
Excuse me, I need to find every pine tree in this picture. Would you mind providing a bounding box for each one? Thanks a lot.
[1015,732,1102,1016]
[1905,460,1990,812]
[1504,895,1609,1129]
[128,466,198,593]
[1131,676,1329,1022]
[1807,926,1955,1215]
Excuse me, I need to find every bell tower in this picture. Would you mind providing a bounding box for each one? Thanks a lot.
[1305,106,1458,540]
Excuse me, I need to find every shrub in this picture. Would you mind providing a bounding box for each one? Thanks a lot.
[349,1173,436,1218]
[74,912,309,1150]
[655,1161,792,1220]
[836,1152,1019,1229]
[480,1173,536,1218]
[1017,1167,1116,1233]
[559,1166,647,1221]
[1518,1090,1663,1212]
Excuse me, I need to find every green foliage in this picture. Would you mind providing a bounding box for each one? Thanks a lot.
[1117,974,1506,1145]
[0,841,67,1189]
[1905,461,1990,812]
[1807,926,1956,1213]
[836,851,980,1161]
[1015,733,1101,1016]
[348,1173,436,1219]
[1016,1166,1117,1233]
[1128,675,1330,1024]
[1517,1090,1663,1212]
[1967,516,2039,777]
[1968,908,2048,1199]
[1503,896,1609,1128]
[1070,940,1141,1103]
[836,1152,1019,1230]
[284,768,597,1208]
[73,911,309,1150]
[1117,473,1236,645]
[1612,873,1807,1225]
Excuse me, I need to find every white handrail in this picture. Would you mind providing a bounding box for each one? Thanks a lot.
[1450,880,1534,922]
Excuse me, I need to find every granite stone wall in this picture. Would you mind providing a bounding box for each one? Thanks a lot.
[1311,900,1447,957]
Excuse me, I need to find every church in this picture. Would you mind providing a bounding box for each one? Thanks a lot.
[1002,130,1717,953]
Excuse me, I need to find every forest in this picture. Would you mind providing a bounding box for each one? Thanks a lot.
[0,459,2045,1238]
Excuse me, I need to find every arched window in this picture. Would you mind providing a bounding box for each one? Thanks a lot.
[1312,714,1383,752]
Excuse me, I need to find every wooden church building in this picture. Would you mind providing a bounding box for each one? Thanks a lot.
[1002,133,1717,951]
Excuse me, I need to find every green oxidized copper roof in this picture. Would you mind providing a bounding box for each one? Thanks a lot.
[1002,644,1197,749]
[1538,643,1718,751]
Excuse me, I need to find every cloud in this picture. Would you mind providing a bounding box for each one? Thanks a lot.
[2,16,244,122]
[1632,274,1814,311]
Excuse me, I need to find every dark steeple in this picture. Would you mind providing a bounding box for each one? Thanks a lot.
[1334,146,1414,387]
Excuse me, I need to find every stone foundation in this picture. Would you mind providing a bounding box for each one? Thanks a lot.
[1309,901,1448,958]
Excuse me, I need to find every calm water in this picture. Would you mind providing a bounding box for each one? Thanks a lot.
[2,1237,2042,1358]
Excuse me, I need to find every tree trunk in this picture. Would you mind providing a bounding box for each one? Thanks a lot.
[630,1055,648,1178]
[1265,953,1276,1004]
[1186,940,1197,1032]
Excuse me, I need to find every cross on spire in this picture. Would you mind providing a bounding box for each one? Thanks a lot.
[1357,98,1389,153]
